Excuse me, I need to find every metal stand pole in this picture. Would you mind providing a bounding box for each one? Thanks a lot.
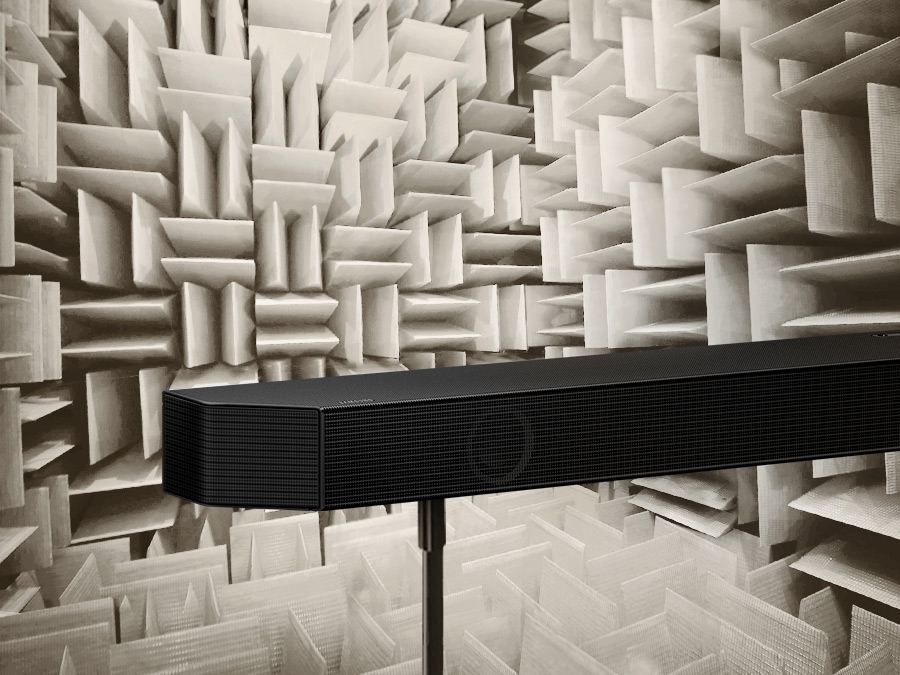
[418,498,445,675]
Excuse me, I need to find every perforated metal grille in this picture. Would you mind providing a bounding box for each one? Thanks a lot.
[162,394,320,509]
[322,361,900,509]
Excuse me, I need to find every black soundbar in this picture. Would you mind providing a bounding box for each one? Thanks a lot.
[162,332,900,510]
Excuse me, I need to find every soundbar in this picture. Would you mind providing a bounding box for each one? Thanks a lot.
[162,332,900,510]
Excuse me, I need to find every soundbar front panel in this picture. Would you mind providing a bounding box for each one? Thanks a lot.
[161,332,900,510]
[321,360,899,508]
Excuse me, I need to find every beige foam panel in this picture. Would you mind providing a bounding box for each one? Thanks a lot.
[0,621,111,675]
[665,589,725,668]
[323,512,417,597]
[848,606,900,665]
[663,589,784,673]
[791,538,900,611]
[789,474,900,541]
[462,615,518,671]
[519,614,616,675]
[111,545,228,584]
[564,505,625,560]
[582,612,677,674]
[704,573,831,675]
[451,498,498,539]
[620,559,700,626]
[887,453,900,495]
[283,609,326,675]
[799,587,850,672]
[585,534,684,603]
[835,643,897,675]
[537,557,619,646]
[361,543,421,612]
[802,109,885,237]
[622,510,654,547]
[36,540,131,605]
[368,599,423,662]
[719,619,785,675]
[102,564,228,640]
[504,497,574,531]
[458,631,516,675]
[0,388,24,510]
[0,276,47,385]
[475,488,553,522]
[491,570,564,670]
[652,518,740,589]
[594,496,644,529]
[357,551,392,617]
[526,514,586,578]
[867,83,900,225]
[148,647,272,675]
[373,587,489,668]
[444,525,529,592]
[340,596,396,675]
[459,541,551,601]
[358,659,426,674]
[745,554,806,617]
[812,454,885,480]
[689,523,771,589]
[0,596,115,645]
[629,489,737,538]
[757,462,815,547]
[631,472,737,511]
[229,512,322,583]
[670,654,722,675]
[0,148,13,267]
[59,553,102,606]
[0,486,52,576]
[215,565,347,675]
[108,617,266,675]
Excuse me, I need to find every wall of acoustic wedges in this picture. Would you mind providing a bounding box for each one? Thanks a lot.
[1,0,899,673]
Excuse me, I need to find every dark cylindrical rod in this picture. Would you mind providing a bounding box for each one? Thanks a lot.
[418,498,445,675]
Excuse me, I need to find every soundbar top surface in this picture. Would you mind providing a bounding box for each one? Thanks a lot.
[166,332,900,409]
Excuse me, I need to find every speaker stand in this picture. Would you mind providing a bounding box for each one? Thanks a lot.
[418,498,445,675]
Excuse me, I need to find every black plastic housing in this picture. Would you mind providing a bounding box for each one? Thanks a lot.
[162,332,900,510]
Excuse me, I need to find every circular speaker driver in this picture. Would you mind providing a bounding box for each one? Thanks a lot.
[466,410,534,487]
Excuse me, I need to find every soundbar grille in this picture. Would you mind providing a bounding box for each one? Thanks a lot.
[163,395,320,509]
[322,362,900,509]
